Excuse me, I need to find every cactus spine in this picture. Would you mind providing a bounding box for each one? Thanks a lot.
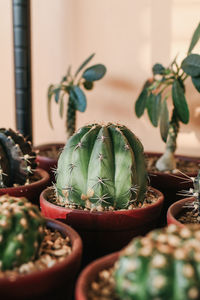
[56,123,148,210]
[114,224,200,300]
[0,194,45,270]
[0,128,37,188]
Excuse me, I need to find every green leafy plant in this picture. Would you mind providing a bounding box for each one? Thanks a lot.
[55,123,148,210]
[0,194,45,270]
[114,223,200,299]
[47,54,107,138]
[135,22,200,171]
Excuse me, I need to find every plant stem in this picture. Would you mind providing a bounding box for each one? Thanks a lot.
[66,97,76,139]
[155,109,179,171]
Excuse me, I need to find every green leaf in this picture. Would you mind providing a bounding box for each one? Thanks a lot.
[82,64,107,81]
[146,93,161,127]
[70,86,87,112]
[135,88,148,117]
[61,76,67,83]
[192,76,200,92]
[47,84,54,129]
[75,53,95,77]
[181,54,200,77]
[188,22,200,54]
[152,63,165,75]
[59,93,65,118]
[53,88,61,103]
[172,80,189,124]
[159,98,169,142]
[83,80,94,90]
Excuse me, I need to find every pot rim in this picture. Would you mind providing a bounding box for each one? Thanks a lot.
[0,218,82,285]
[40,186,164,215]
[167,196,195,227]
[0,168,50,193]
[75,251,119,300]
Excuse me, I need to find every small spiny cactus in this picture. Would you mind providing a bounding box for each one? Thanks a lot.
[114,224,200,300]
[179,170,200,222]
[0,194,45,270]
[0,128,37,188]
[55,123,148,210]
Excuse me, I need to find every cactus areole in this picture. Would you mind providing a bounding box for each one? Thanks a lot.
[0,195,45,271]
[114,224,200,300]
[56,123,148,210]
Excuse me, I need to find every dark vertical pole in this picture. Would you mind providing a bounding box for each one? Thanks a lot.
[12,0,32,142]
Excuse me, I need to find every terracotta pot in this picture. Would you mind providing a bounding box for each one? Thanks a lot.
[0,218,82,300]
[40,187,164,265]
[75,252,119,300]
[34,143,65,183]
[167,196,195,227]
[146,152,199,227]
[0,168,50,205]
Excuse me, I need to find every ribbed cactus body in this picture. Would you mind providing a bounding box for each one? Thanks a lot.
[0,128,37,188]
[0,195,45,270]
[56,123,147,209]
[114,224,200,300]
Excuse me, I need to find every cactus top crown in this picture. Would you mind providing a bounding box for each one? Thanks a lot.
[114,224,200,300]
[56,123,148,210]
[0,128,37,188]
[0,194,45,270]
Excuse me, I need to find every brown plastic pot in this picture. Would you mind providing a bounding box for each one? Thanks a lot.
[167,196,194,227]
[75,251,119,300]
[34,143,64,183]
[146,152,199,227]
[0,218,83,300]
[0,168,50,205]
[40,187,164,265]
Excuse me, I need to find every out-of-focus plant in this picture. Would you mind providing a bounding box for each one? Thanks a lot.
[135,22,200,171]
[47,54,106,138]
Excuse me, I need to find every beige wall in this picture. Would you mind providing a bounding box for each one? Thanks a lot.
[1,0,200,156]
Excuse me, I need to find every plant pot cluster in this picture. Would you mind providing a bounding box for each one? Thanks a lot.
[0,124,199,299]
[3,23,200,299]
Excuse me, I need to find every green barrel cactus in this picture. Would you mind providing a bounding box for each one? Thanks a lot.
[114,224,200,300]
[0,128,37,188]
[0,194,45,270]
[55,123,148,210]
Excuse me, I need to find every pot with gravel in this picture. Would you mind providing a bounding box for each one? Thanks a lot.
[40,123,164,264]
[34,142,64,183]
[167,170,200,227]
[0,128,50,204]
[76,223,200,300]
[0,194,82,300]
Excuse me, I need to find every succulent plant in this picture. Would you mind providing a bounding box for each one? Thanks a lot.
[114,224,200,300]
[55,123,148,210]
[47,53,107,138]
[135,22,200,172]
[179,170,200,222]
[0,194,45,270]
[0,128,37,188]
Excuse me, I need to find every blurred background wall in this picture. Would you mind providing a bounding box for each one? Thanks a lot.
[0,0,200,156]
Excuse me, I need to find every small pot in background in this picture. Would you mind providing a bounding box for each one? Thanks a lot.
[146,152,199,227]
[167,196,195,227]
[34,143,65,183]
[0,168,50,206]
